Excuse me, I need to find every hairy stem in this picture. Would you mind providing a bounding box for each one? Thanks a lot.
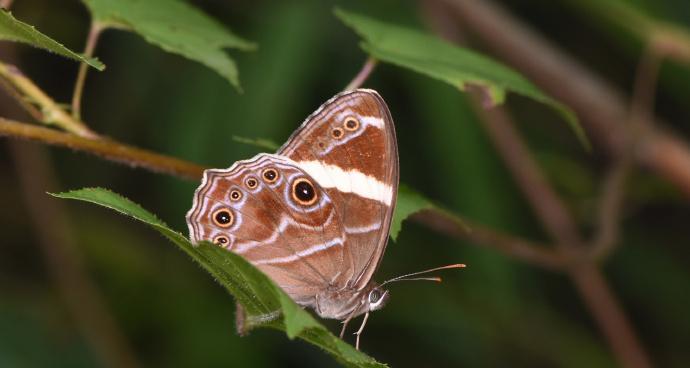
[345,58,378,91]
[0,118,205,180]
[72,23,103,120]
[0,61,98,137]
[442,0,690,199]
[412,210,567,270]
[429,2,653,366]
[592,46,662,260]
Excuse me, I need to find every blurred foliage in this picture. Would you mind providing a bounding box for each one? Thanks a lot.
[1,0,690,367]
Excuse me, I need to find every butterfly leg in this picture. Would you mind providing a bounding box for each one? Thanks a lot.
[235,302,247,336]
[354,312,370,350]
[340,315,352,339]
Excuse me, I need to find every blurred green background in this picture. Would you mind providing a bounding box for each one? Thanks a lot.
[1,0,690,367]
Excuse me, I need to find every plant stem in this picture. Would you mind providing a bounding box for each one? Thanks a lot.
[442,0,690,199]
[412,210,567,270]
[0,118,205,180]
[0,115,572,271]
[72,23,103,120]
[592,46,661,260]
[429,2,653,366]
[0,61,98,138]
[345,58,378,91]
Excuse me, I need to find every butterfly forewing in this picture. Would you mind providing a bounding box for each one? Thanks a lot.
[278,89,399,290]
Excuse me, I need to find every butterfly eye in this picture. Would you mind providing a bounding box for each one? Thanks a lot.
[245,177,258,189]
[213,235,229,246]
[262,168,279,183]
[343,117,360,131]
[212,208,234,228]
[291,178,317,206]
[368,288,388,310]
[229,189,242,201]
[369,289,381,303]
[331,127,344,139]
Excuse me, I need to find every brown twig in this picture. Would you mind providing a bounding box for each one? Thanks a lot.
[411,210,567,270]
[592,46,662,260]
[72,23,103,120]
[471,100,651,368]
[344,57,378,91]
[630,48,662,124]
[428,2,653,367]
[0,61,98,138]
[9,142,142,368]
[0,116,565,270]
[592,160,631,260]
[0,73,43,121]
[0,118,205,180]
[441,0,690,199]
[469,95,584,250]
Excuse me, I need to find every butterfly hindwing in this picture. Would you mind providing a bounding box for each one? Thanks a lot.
[186,153,346,305]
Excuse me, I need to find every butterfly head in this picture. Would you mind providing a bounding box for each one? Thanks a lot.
[365,285,390,312]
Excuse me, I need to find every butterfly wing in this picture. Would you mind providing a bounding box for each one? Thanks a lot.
[278,89,399,291]
[186,153,347,306]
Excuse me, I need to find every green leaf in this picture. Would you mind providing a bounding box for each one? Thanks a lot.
[51,188,386,368]
[232,135,280,151]
[0,10,104,70]
[81,0,256,90]
[391,185,468,242]
[334,8,589,149]
[391,185,435,241]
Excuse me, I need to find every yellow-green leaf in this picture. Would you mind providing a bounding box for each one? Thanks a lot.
[0,10,104,70]
[81,0,256,90]
[335,8,589,149]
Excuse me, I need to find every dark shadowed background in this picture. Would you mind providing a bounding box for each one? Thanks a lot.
[1,0,689,367]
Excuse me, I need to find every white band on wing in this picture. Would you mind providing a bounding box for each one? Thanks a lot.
[254,237,344,265]
[295,160,393,205]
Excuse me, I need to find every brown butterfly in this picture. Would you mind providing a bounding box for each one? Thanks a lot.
[186,89,462,349]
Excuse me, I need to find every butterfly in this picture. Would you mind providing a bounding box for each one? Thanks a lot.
[186,89,462,349]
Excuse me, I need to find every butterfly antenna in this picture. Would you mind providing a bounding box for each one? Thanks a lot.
[380,264,466,287]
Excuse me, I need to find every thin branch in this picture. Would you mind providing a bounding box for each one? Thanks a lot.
[470,99,652,368]
[411,210,567,270]
[629,47,662,125]
[344,57,378,91]
[72,23,103,120]
[568,264,653,368]
[0,118,205,180]
[0,118,569,271]
[592,160,631,260]
[592,46,662,260]
[428,2,653,367]
[0,74,44,121]
[0,61,98,138]
[441,0,690,199]
[469,95,584,250]
[9,142,142,368]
